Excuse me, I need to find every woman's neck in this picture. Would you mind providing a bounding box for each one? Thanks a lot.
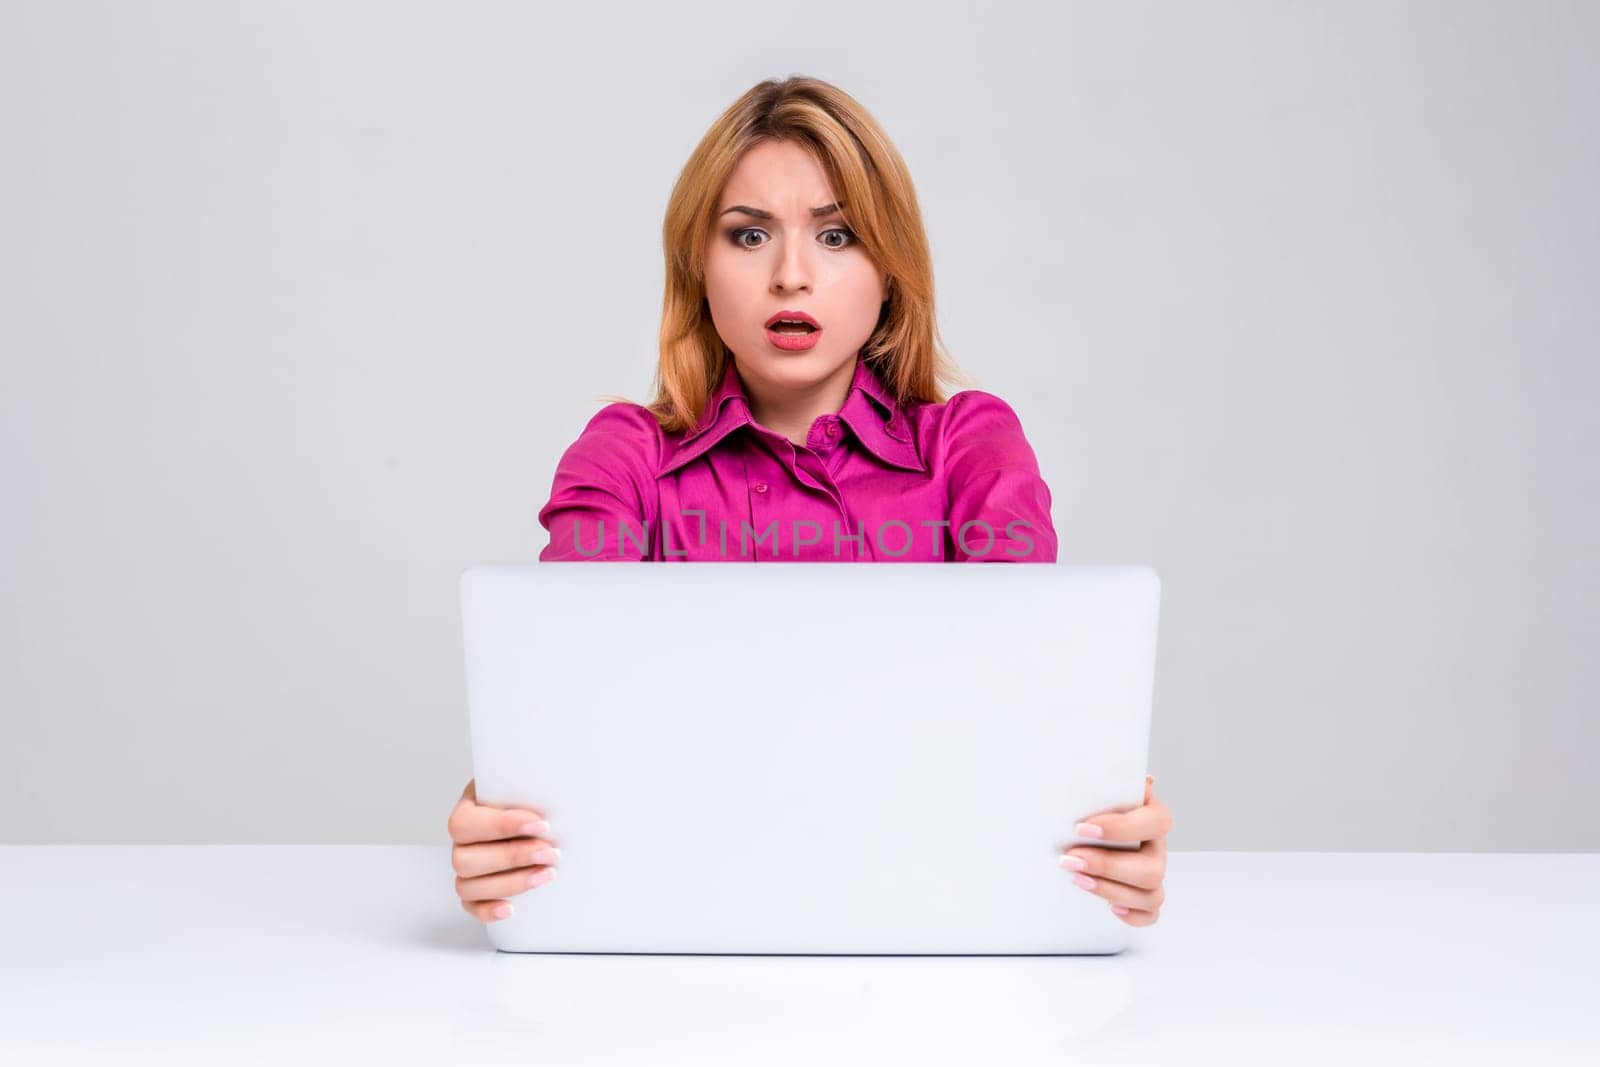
[739,358,857,447]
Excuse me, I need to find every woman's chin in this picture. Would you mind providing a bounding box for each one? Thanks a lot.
[748,345,852,383]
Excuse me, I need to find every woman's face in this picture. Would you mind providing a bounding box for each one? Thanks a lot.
[703,139,889,399]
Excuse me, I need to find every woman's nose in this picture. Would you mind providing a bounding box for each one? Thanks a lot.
[770,240,813,292]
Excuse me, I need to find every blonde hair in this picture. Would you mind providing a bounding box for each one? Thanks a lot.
[600,74,975,433]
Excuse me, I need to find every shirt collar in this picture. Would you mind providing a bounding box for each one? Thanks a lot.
[658,355,925,477]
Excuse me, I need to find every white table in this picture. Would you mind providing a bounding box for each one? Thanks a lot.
[2,848,1595,1065]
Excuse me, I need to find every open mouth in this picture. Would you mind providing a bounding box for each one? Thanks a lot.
[765,318,823,351]
[765,311,822,350]
[765,310,822,334]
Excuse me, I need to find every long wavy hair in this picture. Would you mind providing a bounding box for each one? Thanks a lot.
[601,75,974,433]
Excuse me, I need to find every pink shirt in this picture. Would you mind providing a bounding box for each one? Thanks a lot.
[537,355,1058,562]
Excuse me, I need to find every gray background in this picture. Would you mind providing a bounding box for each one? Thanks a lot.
[2,0,1595,848]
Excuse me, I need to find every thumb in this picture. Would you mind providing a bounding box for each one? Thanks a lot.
[1144,774,1155,805]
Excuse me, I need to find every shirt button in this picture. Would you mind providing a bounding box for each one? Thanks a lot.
[825,423,838,437]
[753,483,768,493]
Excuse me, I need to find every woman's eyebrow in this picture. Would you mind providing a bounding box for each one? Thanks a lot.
[719,201,845,220]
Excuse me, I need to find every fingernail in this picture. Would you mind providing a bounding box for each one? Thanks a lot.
[531,847,561,865]
[1059,854,1088,872]
[527,868,557,890]
[493,903,513,919]
[1075,822,1104,839]
[1112,905,1131,915]
[1073,873,1097,891]
[520,820,550,836]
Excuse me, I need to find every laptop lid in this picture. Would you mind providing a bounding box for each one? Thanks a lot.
[460,562,1160,955]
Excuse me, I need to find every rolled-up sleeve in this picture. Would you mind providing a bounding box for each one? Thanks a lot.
[536,403,662,561]
[939,390,1059,562]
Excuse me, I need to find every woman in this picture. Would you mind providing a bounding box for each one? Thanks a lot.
[448,76,1171,926]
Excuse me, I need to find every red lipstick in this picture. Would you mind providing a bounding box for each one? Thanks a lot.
[764,309,823,352]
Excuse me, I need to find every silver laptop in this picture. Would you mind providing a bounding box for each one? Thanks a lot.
[459,562,1161,955]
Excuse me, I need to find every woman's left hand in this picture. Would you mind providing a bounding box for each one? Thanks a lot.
[1059,774,1171,926]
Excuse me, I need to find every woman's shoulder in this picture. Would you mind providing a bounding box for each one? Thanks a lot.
[551,400,670,484]
[574,399,666,437]
[539,401,670,559]
[909,387,1043,471]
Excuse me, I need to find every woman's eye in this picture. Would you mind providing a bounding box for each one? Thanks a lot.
[728,227,856,250]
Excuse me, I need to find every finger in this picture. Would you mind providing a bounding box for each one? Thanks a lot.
[1143,774,1154,806]
[1076,793,1171,846]
[457,863,559,902]
[1066,868,1165,912]
[452,836,562,880]
[461,897,516,924]
[1061,834,1166,890]
[448,789,552,845]
[1112,905,1160,927]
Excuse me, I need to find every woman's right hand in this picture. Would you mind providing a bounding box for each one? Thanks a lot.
[448,777,561,923]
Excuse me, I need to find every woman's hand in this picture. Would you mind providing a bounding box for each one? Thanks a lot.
[447,777,562,923]
[1059,773,1170,926]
